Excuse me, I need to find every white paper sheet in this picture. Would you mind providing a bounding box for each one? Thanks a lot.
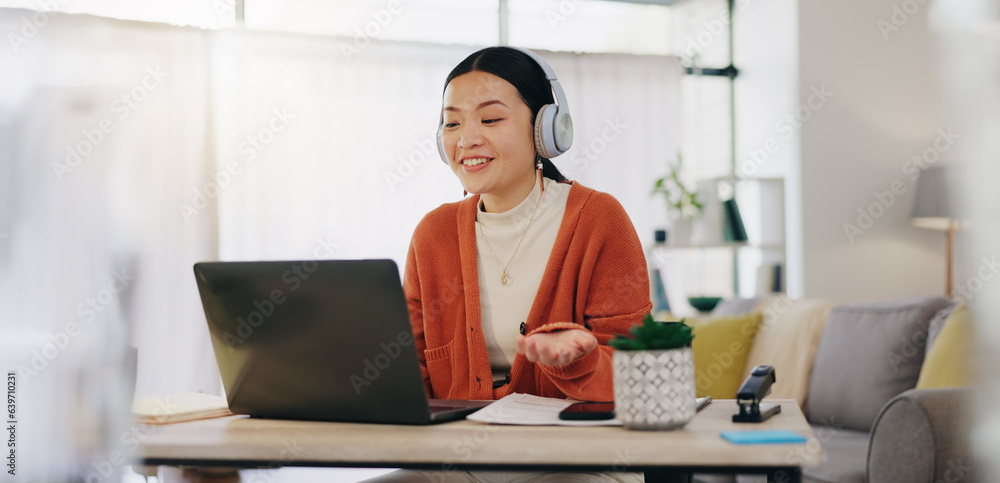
[466,393,623,426]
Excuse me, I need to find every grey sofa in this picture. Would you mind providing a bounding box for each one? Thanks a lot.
[867,387,974,482]
[695,296,975,483]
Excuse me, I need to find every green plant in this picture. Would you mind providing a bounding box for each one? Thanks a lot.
[651,154,702,219]
[609,313,695,351]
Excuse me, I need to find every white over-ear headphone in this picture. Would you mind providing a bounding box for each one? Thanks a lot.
[437,46,574,165]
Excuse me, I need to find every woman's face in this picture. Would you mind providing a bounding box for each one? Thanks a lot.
[441,71,536,198]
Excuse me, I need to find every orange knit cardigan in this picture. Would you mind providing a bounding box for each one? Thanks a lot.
[403,181,652,402]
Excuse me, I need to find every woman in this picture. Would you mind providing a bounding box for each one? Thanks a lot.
[377,47,651,482]
[406,46,651,404]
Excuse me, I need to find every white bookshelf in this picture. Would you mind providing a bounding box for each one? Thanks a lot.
[647,177,785,316]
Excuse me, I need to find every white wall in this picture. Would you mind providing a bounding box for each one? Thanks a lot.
[797,0,949,301]
[736,0,950,302]
[732,0,800,295]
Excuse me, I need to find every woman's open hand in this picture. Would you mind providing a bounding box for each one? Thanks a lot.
[516,329,598,367]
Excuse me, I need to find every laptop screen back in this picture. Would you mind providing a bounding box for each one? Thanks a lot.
[193,259,434,424]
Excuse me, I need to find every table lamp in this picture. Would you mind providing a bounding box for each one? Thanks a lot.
[910,167,956,298]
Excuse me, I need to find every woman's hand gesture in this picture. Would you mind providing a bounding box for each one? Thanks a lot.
[516,329,597,367]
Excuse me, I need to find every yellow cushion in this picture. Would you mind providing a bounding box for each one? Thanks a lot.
[652,310,673,322]
[916,305,975,389]
[687,314,762,399]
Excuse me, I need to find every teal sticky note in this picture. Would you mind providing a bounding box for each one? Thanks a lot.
[720,430,807,444]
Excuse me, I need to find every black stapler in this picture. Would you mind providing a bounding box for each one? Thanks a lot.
[732,365,781,423]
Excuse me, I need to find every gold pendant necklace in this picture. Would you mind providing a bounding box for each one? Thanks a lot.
[478,185,544,286]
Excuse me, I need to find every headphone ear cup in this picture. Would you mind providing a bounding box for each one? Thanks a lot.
[436,124,448,165]
[553,112,573,153]
[534,104,558,159]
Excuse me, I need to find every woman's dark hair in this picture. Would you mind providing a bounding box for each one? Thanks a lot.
[444,47,568,182]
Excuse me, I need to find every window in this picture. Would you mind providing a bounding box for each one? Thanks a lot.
[0,0,673,54]
[671,0,730,67]
[681,72,733,181]
[0,0,233,28]
[508,0,671,55]
[243,0,499,46]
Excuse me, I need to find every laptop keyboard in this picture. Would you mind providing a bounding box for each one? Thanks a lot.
[429,403,469,413]
[428,400,491,414]
[431,406,468,413]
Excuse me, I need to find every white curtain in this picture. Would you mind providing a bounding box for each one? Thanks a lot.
[209,34,469,265]
[210,36,683,266]
[547,52,683,243]
[0,8,219,478]
[0,7,680,477]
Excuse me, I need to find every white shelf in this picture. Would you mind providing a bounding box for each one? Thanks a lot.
[654,243,784,250]
[649,177,786,305]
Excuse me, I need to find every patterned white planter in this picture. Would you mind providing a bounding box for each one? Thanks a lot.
[613,347,696,430]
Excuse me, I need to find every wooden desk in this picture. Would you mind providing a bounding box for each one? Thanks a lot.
[138,399,824,482]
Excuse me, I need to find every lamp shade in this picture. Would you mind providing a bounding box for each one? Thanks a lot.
[911,167,953,230]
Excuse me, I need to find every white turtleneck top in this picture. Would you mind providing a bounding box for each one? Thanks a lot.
[475,176,572,385]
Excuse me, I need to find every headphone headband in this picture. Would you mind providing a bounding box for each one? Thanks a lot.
[506,46,558,81]
[504,46,572,138]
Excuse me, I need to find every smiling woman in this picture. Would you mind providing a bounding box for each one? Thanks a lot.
[380,46,653,482]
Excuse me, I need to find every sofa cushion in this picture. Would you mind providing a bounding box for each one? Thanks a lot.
[688,314,762,399]
[740,296,832,406]
[925,303,957,354]
[805,296,952,432]
[917,305,975,389]
[803,426,869,483]
[711,296,766,317]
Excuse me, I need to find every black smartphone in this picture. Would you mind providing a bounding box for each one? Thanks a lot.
[558,402,616,420]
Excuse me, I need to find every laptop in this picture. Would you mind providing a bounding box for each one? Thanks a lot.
[193,259,490,424]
